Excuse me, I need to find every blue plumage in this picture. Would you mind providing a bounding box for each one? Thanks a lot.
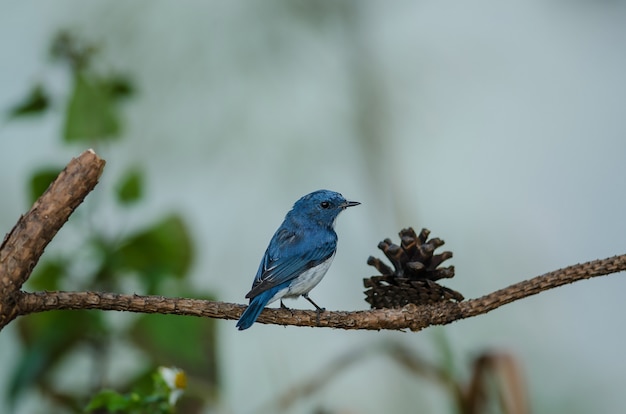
[236,190,359,330]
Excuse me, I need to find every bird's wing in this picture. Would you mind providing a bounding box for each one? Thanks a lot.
[245,227,336,299]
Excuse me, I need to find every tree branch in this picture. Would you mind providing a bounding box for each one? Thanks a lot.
[0,149,105,329]
[10,253,626,331]
[0,150,624,332]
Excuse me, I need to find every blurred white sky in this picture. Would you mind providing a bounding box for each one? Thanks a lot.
[1,1,626,413]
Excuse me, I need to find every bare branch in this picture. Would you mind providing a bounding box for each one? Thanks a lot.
[457,254,626,317]
[10,253,626,331]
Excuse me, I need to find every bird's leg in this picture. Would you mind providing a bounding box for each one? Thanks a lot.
[302,293,325,325]
[302,293,325,312]
[280,300,295,322]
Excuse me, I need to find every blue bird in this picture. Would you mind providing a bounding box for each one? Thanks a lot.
[236,189,360,330]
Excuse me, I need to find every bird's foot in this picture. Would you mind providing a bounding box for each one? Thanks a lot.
[315,307,325,326]
[280,300,295,320]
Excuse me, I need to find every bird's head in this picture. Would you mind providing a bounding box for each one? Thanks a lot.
[289,189,360,227]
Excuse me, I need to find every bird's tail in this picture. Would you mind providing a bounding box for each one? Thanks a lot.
[236,292,272,330]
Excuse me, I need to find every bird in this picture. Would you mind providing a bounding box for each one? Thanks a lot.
[236,189,360,330]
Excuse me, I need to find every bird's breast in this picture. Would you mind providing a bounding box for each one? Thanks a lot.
[271,252,336,302]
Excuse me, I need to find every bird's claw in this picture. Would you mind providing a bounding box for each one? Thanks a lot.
[315,308,323,326]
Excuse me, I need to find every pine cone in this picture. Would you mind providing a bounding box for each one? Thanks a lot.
[364,227,463,309]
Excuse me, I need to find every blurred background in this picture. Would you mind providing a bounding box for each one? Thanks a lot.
[1,1,626,413]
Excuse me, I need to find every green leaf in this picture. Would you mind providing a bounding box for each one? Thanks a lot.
[113,215,193,293]
[108,74,135,100]
[28,167,62,205]
[63,72,121,143]
[116,168,143,205]
[85,389,130,412]
[26,259,66,291]
[86,373,178,414]
[8,84,50,118]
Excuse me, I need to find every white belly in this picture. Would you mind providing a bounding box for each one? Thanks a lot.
[268,253,335,304]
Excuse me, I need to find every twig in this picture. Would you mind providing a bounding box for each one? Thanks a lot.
[0,150,624,332]
[263,343,380,413]
[264,341,528,414]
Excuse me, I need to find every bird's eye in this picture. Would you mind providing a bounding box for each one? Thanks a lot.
[320,201,330,209]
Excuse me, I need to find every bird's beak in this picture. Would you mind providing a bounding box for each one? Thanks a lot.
[341,200,361,209]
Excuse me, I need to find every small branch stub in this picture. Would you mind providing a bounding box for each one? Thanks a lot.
[364,227,463,309]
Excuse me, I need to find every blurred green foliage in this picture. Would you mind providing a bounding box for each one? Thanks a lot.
[7,84,50,118]
[63,72,122,142]
[85,368,184,414]
[115,169,143,205]
[7,31,219,414]
[113,215,193,294]
[29,168,63,204]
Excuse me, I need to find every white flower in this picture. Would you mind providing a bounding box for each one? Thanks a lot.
[158,366,187,406]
